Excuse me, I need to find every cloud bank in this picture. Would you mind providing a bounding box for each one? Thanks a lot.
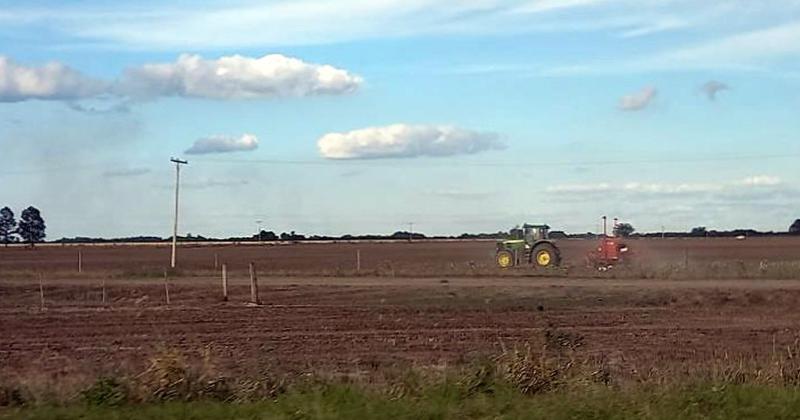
[1,54,361,103]
[185,133,259,155]
[619,86,657,111]
[0,56,106,102]
[317,124,505,159]
[119,54,362,99]
[547,175,785,198]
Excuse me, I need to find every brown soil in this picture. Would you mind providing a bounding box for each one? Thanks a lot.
[2,238,800,380]
[3,274,800,379]
[1,237,798,275]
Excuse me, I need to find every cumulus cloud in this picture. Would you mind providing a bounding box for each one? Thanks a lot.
[619,86,657,111]
[119,54,362,100]
[184,133,259,155]
[317,124,505,160]
[700,80,729,100]
[0,56,106,102]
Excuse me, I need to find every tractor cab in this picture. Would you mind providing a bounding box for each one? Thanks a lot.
[523,224,550,242]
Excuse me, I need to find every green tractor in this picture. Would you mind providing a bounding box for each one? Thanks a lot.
[496,224,561,269]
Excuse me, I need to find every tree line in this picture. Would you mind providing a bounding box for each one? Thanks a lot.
[0,206,47,247]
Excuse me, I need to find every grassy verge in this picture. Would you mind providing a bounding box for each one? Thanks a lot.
[4,383,800,420]
[6,339,800,419]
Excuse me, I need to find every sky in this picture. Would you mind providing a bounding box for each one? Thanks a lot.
[1,0,799,239]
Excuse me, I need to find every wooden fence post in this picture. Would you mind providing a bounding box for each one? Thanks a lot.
[214,253,219,270]
[249,262,260,305]
[222,264,228,302]
[163,269,171,305]
[684,247,689,270]
[38,274,45,311]
[78,249,83,274]
[356,249,361,272]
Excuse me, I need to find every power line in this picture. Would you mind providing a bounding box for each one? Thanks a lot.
[1,151,798,178]
[190,152,800,168]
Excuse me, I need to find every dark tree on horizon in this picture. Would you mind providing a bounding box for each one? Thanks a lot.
[0,207,17,247]
[17,206,46,246]
[790,219,800,235]
[613,222,635,237]
[690,226,708,237]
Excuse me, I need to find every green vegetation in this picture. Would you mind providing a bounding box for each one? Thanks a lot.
[6,340,800,419]
[4,383,800,420]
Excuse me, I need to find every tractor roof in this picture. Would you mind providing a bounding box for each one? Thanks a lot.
[522,223,550,229]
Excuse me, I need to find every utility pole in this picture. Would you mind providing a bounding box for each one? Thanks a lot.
[408,222,414,242]
[256,219,263,242]
[602,216,607,237]
[170,158,188,268]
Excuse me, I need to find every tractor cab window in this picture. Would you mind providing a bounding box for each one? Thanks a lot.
[524,227,535,242]
[525,226,547,241]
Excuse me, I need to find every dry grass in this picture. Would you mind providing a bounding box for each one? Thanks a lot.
[6,332,800,409]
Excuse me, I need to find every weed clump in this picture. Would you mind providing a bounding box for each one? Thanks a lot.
[81,377,128,406]
[498,343,573,395]
[0,385,26,407]
[135,348,231,402]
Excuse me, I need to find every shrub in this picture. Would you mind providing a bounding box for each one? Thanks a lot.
[81,377,128,406]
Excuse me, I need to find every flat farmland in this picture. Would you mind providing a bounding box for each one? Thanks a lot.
[2,237,800,383]
[3,276,800,380]
[1,236,799,275]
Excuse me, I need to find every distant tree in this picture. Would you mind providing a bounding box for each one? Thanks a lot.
[613,222,635,237]
[690,226,708,237]
[17,206,46,246]
[257,230,278,241]
[0,207,17,247]
[790,219,800,235]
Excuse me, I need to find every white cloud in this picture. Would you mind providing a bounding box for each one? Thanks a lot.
[739,175,781,186]
[317,124,505,159]
[119,54,362,99]
[619,86,657,111]
[548,175,785,197]
[513,0,609,14]
[700,80,729,100]
[0,56,105,102]
[547,182,721,195]
[550,20,800,75]
[618,17,688,38]
[6,1,796,50]
[185,134,259,155]
[650,21,800,71]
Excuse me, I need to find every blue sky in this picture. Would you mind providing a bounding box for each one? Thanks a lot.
[1,0,799,238]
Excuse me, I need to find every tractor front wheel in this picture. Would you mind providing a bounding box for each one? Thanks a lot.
[496,250,514,268]
[532,243,560,268]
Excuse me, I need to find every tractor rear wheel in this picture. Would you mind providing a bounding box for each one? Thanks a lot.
[496,250,514,268]
[532,243,560,268]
